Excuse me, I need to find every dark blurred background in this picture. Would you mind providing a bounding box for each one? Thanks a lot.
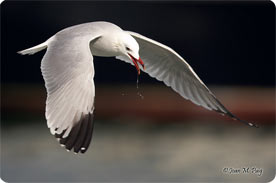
[1,1,275,182]
[1,1,275,86]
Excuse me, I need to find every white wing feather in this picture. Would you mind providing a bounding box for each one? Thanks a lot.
[123,31,257,127]
[40,28,102,153]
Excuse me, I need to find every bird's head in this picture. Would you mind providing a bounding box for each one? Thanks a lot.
[118,32,145,75]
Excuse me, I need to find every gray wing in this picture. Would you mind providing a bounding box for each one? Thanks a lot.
[42,32,101,153]
[123,31,257,127]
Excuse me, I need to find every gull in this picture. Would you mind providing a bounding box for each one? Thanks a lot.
[18,21,257,154]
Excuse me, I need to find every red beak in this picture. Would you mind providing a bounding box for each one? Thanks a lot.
[128,54,145,75]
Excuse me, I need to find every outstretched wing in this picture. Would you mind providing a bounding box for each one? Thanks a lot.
[124,31,257,127]
[41,33,102,153]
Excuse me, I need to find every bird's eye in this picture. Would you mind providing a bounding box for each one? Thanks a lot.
[126,47,131,51]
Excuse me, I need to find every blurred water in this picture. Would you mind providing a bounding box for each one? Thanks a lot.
[1,120,275,182]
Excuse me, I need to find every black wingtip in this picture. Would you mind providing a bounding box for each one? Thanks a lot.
[210,94,259,128]
[54,112,95,154]
[216,109,259,128]
[250,123,259,128]
[233,116,259,128]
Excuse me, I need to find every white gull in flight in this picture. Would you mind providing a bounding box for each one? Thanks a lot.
[18,21,257,154]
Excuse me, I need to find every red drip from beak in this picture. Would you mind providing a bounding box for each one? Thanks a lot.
[128,54,145,75]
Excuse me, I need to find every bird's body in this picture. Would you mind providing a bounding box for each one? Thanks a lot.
[18,21,257,154]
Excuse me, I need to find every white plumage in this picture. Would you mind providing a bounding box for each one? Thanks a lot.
[18,21,257,154]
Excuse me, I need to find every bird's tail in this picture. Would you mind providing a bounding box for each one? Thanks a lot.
[17,41,48,55]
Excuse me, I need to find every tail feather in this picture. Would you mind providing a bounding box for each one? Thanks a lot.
[18,41,48,55]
